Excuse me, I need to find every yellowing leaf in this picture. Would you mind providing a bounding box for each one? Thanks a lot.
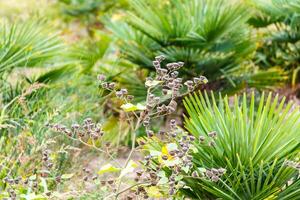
[146,186,163,198]
[145,80,162,87]
[61,173,74,180]
[119,160,138,178]
[158,143,181,166]
[121,103,137,112]
[121,103,146,112]
[98,164,120,175]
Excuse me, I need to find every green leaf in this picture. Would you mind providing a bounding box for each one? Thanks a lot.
[120,103,146,112]
[145,80,162,87]
[98,164,120,175]
[61,173,74,180]
[119,160,138,178]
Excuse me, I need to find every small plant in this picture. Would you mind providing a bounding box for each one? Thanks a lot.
[48,55,208,199]
[174,91,300,199]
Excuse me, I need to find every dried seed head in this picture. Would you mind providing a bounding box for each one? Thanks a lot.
[211,176,219,182]
[146,130,154,137]
[100,180,106,186]
[83,176,88,181]
[187,85,194,92]
[139,140,145,145]
[162,89,169,95]
[97,74,106,81]
[205,170,213,178]
[218,168,226,175]
[170,71,179,78]
[143,120,150,127]
[209,141,215,147]
[193,77,201,84]
[208,131,217,138]
[168,100,177,111]
[162,155,168,160]
[145,155,151,161]
[127,95,134,101]
[211,168,219,175]
[169,150,176,156]
[108,82,116,89]
[45,191,51,196]
[178,152,184,158]
[136,171,143,177]
[171,132,177,138]
[101,82,108,89]
[184,80,193,86]
[150,172,157,179]
[55,176,61,183]
[199,136,205,142]
[177,62,184,67]
[155,55,165,62]
[199,76,208,84]
[169,188,175,195]
[192,171,198,177]
[189,135,195,141]
[166,63,174,70]
[120,88,128,95]
[71,124,80,130]
[153,60,160,66]
[170,119,176,125]
[116,91,123,98]
[154,97,160,104]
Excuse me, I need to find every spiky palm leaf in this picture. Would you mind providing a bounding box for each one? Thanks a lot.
[0,20,64,78]
[107,0,285,93]
[182,91,300,199]
[250,0,300,86]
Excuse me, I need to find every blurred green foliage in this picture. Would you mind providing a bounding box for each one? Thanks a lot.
[250,0,300,86]
[107,0,287,94]
[182,91,300,199]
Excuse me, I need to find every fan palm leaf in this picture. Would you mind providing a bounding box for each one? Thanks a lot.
[107,0,285,93]
[0,19,64,77]
[182,91,300,199]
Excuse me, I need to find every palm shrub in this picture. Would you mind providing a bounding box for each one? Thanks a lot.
[0,19,64,78]
[181,91,300,199]
[57,0,128,29]
[107,0,286,93]
[250,0,300,86]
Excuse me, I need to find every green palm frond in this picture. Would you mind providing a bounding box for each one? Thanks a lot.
[107,0,285,93]
[182,91,300,199]
[250,0,300,85]
[0,19,64,77]
[69,31,112,73]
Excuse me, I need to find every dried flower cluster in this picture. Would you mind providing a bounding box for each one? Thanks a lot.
[47,118,104,142]
[47,56,211,199]
[97,56,210,198]
[285,160,300,170]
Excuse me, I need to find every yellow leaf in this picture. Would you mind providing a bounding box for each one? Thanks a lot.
[121,103,146,112]
[119,160,138,178]
[145,80,162,87]
[146,186,163,198]
[120,103,137,112]
[98,164,120,175]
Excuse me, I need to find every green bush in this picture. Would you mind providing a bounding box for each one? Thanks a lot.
[182,91,300,199]
[0,20,64,78]
[250,0,300,86]
[107,0,286,93]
